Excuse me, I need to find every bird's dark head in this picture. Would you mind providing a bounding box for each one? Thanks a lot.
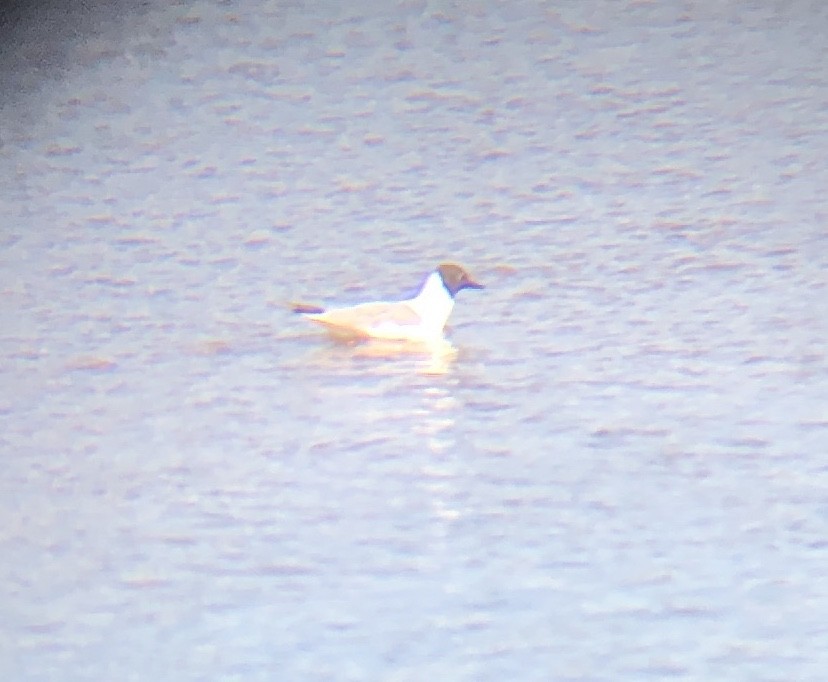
[436,263,484,297]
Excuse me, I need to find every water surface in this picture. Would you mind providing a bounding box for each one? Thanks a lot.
[1,1,827,680]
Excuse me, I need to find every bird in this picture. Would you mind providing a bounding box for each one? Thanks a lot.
[292,263,483,344]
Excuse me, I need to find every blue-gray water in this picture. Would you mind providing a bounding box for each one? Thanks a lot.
[1,1,827,680]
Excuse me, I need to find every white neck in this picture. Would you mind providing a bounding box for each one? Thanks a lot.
[409,272,455,334]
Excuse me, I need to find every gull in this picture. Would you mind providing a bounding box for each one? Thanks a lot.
[292,263,483,344]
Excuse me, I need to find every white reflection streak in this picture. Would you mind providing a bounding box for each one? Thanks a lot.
[417,385,463,523]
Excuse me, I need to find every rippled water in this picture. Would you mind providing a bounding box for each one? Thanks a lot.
[2,1,827,680]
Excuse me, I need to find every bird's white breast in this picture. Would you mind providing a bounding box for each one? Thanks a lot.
[409,272,455,336]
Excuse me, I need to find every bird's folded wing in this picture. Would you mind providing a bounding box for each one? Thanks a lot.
[309,301,422,332]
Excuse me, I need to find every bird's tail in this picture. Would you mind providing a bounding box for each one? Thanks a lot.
[292,303,325,314]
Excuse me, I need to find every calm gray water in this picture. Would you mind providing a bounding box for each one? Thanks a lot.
[1,1,827,680]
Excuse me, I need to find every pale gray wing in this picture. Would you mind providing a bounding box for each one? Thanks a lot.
[310,301,422,331]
